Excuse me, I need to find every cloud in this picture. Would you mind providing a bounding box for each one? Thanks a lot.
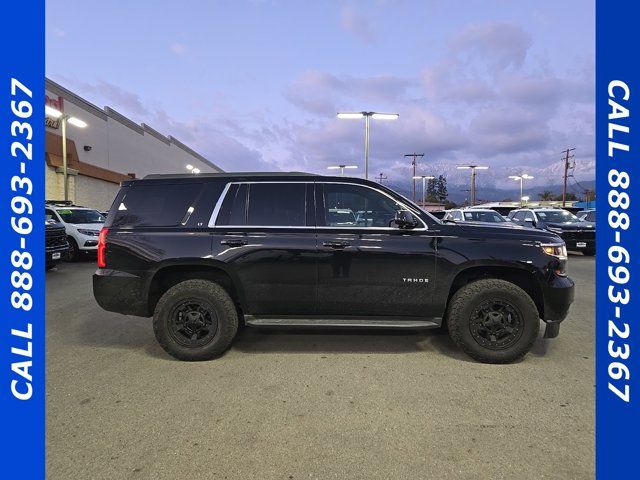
[450,22,532,72]
[340,6,376,42]
[169,43,188,56]
[284,69,412,115]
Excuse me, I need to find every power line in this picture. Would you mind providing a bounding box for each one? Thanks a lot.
[404,153,424,202]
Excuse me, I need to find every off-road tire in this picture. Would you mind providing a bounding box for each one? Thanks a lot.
[446,279,540,363]
[153,279,238,361]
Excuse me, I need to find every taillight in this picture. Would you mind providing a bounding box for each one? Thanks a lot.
[97,227,108,268]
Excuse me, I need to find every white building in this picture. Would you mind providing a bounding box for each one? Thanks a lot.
[45,78,222,210]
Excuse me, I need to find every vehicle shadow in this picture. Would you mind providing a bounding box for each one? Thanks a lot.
[231,326,473,361]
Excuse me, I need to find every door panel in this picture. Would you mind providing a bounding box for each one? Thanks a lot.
[315,182,437,318]
[214,230,317,315]
[316,230,436,317]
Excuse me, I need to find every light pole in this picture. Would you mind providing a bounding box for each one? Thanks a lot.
[45,105,87,201]
[337,111,399,180]
[327,165,357,177]
[457,165,488,206]
[508,174,534,205]
[412,175,435,206]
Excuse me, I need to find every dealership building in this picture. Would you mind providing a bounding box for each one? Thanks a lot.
[45,78,223,210]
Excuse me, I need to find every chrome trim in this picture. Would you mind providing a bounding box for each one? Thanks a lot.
[207,182,232,228]
[207,180,428,231]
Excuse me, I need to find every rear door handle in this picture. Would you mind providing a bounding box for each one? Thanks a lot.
[322,241,351,249]
[221,239,247,247]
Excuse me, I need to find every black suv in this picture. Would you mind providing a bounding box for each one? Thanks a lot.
[45,219,70,270]
[93,173,574,363]
[508,207,596,256]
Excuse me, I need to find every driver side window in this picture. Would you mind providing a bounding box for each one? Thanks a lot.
[322,183,406,228]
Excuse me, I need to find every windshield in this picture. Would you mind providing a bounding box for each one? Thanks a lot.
[536,210,580,223]
[57,208,105,224]
[463,211,506,223]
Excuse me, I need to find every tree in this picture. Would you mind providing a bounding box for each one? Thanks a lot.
[538,190,554,201]
[435,175,448,203]
[425,178,437,202]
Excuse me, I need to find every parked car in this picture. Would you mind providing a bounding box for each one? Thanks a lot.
[93,173,574,364]
[45,202,106,260]
[45,219,70,270]
[508,207,595,255]
[443,208,521,228]
[576,209,596,222]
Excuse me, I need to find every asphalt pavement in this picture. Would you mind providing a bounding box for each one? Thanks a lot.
[46,255,594,480]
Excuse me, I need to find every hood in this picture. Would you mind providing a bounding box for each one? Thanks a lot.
[441,222,563,243]
[72,223,104,231]
[542,221,595,231]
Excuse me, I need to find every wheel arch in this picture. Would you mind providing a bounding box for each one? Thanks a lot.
[446,264,544,319]
[147,262,245,317]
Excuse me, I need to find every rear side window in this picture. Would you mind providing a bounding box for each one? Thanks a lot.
[110,184,203,227]
[248,183,306,226]
[215,182,308,227]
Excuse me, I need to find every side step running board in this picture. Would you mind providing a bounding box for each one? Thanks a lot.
[244,315,441,329]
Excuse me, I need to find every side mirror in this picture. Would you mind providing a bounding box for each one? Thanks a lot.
[395,210,418,229]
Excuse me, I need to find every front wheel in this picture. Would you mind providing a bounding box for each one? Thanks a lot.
[446,279,540,363]
[153,279,238,361]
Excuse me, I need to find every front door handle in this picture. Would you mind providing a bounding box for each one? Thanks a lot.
[322,241,351,249]
[221,239,247,247]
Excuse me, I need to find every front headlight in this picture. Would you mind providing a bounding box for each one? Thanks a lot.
[78,229,100,236]
[541,242,567,260]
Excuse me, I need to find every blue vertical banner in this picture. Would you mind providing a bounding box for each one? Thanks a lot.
[596,0,640,478]
[0,0,45,478]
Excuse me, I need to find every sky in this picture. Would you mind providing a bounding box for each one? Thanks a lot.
[46,0,595,191]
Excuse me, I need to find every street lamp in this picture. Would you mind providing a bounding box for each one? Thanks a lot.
[45,105,87,201]
[327,164,358,177]
[412,175,435,206]
[457,165,488,206]
[337,111,399,180]
[509,174,534,205]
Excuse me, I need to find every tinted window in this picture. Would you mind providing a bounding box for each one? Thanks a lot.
[45,208,57,221]
[216,184,248,226]
[111,184,202,227]
[323,183,404,228]
[585,211,596,222]
[247,183,307,226]
[463,211,505,222]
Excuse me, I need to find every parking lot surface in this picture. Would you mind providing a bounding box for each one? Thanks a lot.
[46,256,594,480]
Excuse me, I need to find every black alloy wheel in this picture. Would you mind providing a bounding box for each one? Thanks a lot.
[469,300,524,350]
[168,299,219,348]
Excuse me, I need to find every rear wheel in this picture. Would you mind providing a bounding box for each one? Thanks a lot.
[153,279,238,361]
[446,279,540,363]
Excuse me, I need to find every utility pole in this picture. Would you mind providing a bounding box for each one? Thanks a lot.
[404,153,424,202]
[561,148,576,207]
[376,172,387,184]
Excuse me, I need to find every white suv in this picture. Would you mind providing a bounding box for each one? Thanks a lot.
[45,202,105,260]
